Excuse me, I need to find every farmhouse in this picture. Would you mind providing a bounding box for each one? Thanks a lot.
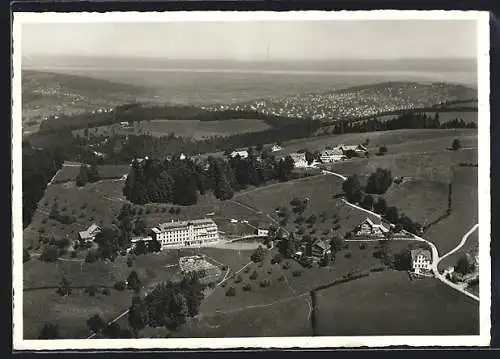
[272,144,283,152]
[320,148,346,163]
[150,218,219,249]
[355,217,390,238]
[289,152,308,168]
[339,144,368,156]
[311,239,331,258]
[78,223,102,243]
[411,249,433,275]
[255,228,269,237]
[230,150,249,159]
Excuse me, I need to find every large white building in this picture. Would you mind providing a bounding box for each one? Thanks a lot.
[150,218,219,249]
[320,148,346,163]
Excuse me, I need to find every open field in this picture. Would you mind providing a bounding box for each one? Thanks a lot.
[51,164,130,184]
[177,295,312,338]
[424,167,478,255]
[23,251,182,339]
[72,118,271,140]
[381,178,449,226]
[143,119,271,139]
[289,129,476,155]
[314,270,479,336]
[326,147,477,183]
[23,245,257,339]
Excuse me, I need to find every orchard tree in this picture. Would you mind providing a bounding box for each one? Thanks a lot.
[452,138,462,151]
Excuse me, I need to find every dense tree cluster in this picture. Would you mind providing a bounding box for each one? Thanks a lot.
[127,273,205,336]
[22,142,64,228]
[365,168,393,194]
[123,152,295,205]
[328,111,477,135]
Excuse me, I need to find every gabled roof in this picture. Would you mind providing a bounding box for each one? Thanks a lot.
[78,223,101,240]
[411,249,432,262]
[362,217,389,233]
[313,239,330,251]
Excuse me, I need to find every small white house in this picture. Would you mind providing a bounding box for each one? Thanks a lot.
[272,144,283,152]
[120,121,132,129]
[230,150,249,159]
[230,219,239,224]
[411,249,432,275]
[256,228,269,237]
[355,218,390,238]
[179,153,187,160]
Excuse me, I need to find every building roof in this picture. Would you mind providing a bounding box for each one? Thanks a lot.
[363,217,389,233]
[131,236,153,243]
[313,239,330,251]
[78,223,101,240]
[231,150,248,157]
[289,152,306,161]
[321,148,343,156]
[153,218,217,233]
[411,249,432,262]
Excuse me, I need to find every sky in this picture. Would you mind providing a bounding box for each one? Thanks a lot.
[22,20,478,61]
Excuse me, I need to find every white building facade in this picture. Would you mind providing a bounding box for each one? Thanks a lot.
[150,218,219,249]
[230,150,249,159]
[411,249,433,275]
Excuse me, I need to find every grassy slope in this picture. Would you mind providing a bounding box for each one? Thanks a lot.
[425,166,478,255]
[314,270,479,336]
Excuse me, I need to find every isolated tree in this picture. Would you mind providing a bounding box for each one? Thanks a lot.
[127,270,141,293]
[452,138,462,151]
[378,145,388,155]
[56,277,72,297]
[87,163,99,183]
[40,245,59,262]
[38,323,60,339]
[75,164,89,187]
[87,314,105,334]
[250,245,266,263]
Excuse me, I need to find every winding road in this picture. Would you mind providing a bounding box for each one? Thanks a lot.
[322,169,480,302]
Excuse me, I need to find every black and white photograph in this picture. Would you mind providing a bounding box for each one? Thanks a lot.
[12,11,491,350]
